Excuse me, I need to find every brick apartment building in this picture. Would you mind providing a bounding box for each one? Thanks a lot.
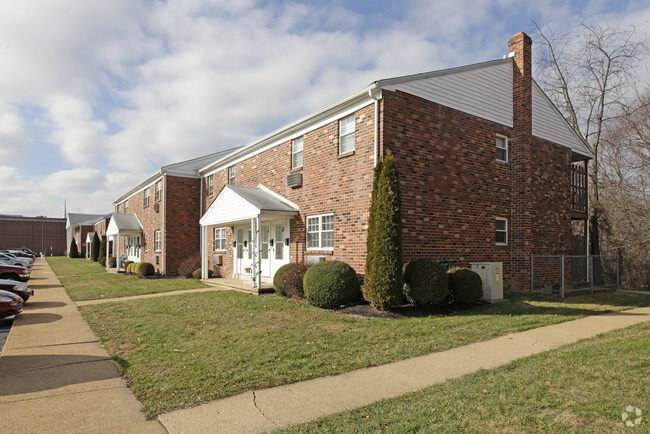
[0,214,67,256]
[66,213,107,257]
[198,32,592,292]
[109,149,236,274]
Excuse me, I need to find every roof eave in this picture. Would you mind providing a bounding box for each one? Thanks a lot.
[113,170,165,205]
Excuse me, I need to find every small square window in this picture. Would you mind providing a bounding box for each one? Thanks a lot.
[228,166,236,185]
[495,218,507,245]
[339,114,355,154]
[207,175,214,196]
[496,135,508,163]
[292,137,304,169]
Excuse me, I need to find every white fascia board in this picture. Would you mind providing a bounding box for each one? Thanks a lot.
[113,171,165,205]
[199,85,377,178]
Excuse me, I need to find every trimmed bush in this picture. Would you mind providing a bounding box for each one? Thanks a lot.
[135,262,155,277]
[403,258,448,305]
[447,267,483,305]
[69,239,79,258]
[91,232,101,262]
[304,261,360,309]
[273,263,293,296]
[124,261,134,273]
[192,268,213,279]
[178,254,201,278]
[98,235,106,266]
[281,263,308,299]
[362,152,404,310]
[108,256,116,268]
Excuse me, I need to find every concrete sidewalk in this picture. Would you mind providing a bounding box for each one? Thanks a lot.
[158,305,650,433]
[0,259,165,433]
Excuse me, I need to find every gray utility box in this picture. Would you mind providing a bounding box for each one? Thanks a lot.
[469,262,504,301]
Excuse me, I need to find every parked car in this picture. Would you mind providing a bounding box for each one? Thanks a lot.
[7,249,35,260]
[9,248,37,258]
[0,253,32,269]
[0,279,33,302]
[0,263,30,282]
[0,289,23,319]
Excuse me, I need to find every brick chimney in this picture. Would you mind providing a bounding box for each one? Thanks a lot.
[508,32,534,292]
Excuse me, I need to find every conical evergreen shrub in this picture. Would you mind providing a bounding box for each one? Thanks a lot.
[69,238,79,258]
[91,232,101,262]
[362,151,403,310]
[98,235,107,266]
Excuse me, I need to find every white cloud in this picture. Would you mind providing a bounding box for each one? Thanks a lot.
[0,104,31,161]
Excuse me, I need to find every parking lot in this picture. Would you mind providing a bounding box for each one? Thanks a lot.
[0,317,12,353]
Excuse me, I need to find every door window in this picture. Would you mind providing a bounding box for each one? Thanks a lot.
[275,224,285,260]
[236,229,244,259]
[261,225,269,260]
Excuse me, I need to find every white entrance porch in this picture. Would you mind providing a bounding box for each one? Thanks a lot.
[200,184,299,292]
[106,214,144,272]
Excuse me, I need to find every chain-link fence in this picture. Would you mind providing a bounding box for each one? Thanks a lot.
[531,255,619,297]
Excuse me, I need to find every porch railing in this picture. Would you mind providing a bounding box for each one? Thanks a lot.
[571,163,587,214]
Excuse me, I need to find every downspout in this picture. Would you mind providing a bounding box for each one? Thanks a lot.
[368,86,383,167]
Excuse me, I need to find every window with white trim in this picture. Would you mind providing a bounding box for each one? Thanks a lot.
[292,136,304,169]
[116,204,121,214]
[143,232,148,253]
[154,230,161,252]
[228,166,236,185]
[213,227,226,251]
[124,200,128,214]
[144,188,150,207]
[307,214,334,249]
[339,114,355,154]
[155,180,162,201]
[496,135,508,163]
[495,218,507,245]
[207,175,214,196]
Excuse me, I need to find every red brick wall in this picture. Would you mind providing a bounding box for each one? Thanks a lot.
[164,176,201,275]
[0,217,66,255]
[203,104,376,276]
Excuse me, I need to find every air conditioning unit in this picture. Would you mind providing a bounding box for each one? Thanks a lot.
[153,203,160,212]
[287,172,302,188]
[153,255,159,265]
[213,254,223,265]
[470,262,504,301]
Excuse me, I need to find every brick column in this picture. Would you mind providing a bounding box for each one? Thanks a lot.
[508,32,534,291]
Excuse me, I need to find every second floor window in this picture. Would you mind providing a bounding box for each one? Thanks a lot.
[207,175,214,196]
[496,135,508,163]
[228,166,236,185]
[144,189,150,207]
[339,114,355,154]
[154,230,161,251]
[155,180,162,201]
[292,136,304,169]
[124,200,128,214]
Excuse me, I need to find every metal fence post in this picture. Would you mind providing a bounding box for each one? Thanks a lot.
[530,254,534,294]
[560,253,564,298]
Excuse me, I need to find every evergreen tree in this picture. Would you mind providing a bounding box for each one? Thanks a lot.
[91,232,101,262]
[362,151,403,310]
[69,238,79,258]
[98,235,107,266]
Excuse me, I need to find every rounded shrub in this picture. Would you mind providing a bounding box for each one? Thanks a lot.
[447,267,483,305]
[178,254,201,278]
[273,263,293,296]
[191,268,214,279]
[281,263,308,299]
[135,262,155,277]
[303,261,361,309]
[403,258,448,305]
[124,261,134,273]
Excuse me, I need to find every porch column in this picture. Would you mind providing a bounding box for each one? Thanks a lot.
[116,235,121,272]
[256,216,261,292]
[105,236,110,268]
[201,225,208,280]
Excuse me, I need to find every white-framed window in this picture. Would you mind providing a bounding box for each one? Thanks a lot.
[496,135,508,163]
[116,204,120,214]
[154,230,161,252]
[213,227,226,251]
[144,188,150,207]
[339,114,355,154]
[495,218,508,245]
[292,136,304,169]
[228,166,236,185]
[155,180,162,201]
[307,213,334,250]
[143,232,148,253]
[207,175,214,196]
[124,200,128,214]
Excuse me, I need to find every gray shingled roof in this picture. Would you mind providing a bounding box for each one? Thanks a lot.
[228,186,298,212]
[67,213,106,228]
[109,214,143,232]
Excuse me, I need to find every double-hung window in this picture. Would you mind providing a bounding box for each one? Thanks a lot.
[207,175,214,196]
[155,180,162,201]
[292,136,304,169]
[144,189,150,207]
[339,114,355,154]
[154,230,161,252]
[228,166,236,185]
[495,218,507,245]
[116,204,121,214]
[124,200,128,214]
[213,227,226,251]
[307,214,334,250]
[496,135,508,163]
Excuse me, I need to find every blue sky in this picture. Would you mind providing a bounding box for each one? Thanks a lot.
[1,0,648,217]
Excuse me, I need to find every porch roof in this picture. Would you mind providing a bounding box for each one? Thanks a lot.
[106,214,143,237]
[85,232,95,243]
[200,185,299,227]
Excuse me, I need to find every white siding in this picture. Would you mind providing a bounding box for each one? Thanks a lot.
[200,188,260,226]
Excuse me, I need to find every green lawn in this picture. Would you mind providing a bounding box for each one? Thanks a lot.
[47,257,208,301]
[79,289,650,417]
[282,322,650,433]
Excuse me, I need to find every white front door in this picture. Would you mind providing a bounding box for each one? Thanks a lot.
[270,220,289,277]
[235,227,251,275]
[234,220,290,278]
[260,223,271,277]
